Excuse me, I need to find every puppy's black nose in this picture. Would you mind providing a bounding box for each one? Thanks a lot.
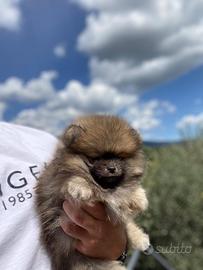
[107,166,116,173]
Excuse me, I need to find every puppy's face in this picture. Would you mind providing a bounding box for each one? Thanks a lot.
[62,115,145,190]
[87,153,124,189]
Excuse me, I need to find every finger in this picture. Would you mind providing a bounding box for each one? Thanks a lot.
[81,202,108,221]
[59,216,88,241]
[62,200,99,233]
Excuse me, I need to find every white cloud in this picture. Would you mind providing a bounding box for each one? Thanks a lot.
[0,0,22,31]
[160,101,176,114]
[13,80,138,134]
[177,113,203,132]
[123,99,176,131]
[0,72,174,137]
[54,44,67,58]
[123,101,161,131]
[0,71,57,103]
[75,0,203,91]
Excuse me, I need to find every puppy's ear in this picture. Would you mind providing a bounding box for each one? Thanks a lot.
[130,128,142,144]
[62,124,85,147]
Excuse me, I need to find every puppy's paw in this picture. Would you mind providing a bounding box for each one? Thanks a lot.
[143,244,154,255]
[138,193,148,211]
[129,186,148,213]
[136,233,150,252]
[65,177,93,201]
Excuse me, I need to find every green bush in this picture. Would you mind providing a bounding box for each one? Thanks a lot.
[135,139,203,270]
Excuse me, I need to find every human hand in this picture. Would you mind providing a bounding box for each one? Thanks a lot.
[60,198,127,260]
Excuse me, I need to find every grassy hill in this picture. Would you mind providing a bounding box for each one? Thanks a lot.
[134,139,203,270]
[144,141,179,148]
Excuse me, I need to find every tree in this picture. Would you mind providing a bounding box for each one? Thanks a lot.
[135,140,203,270]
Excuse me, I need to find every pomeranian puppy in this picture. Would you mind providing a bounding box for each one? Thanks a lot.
[35,115,151,270]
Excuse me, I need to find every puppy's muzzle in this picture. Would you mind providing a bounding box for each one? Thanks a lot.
[88,158,124,189]
[91,165,124,189]
[95,175,123,189]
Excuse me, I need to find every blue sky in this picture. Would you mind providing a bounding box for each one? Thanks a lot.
[0,0,203,141]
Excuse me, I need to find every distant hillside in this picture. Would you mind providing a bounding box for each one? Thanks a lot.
[143,141,179,147]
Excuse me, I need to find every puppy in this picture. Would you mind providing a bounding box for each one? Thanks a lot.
[35,115,150,270]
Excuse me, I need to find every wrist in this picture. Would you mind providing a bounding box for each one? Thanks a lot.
[117,245,128,264]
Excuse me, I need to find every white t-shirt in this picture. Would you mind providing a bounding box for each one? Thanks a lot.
[0,122,58,270]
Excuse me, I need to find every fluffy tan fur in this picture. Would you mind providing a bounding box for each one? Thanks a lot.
[35,115,150,270]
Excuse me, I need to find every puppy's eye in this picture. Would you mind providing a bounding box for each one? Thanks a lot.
[87,157,95,164]
[84,157,96,167]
